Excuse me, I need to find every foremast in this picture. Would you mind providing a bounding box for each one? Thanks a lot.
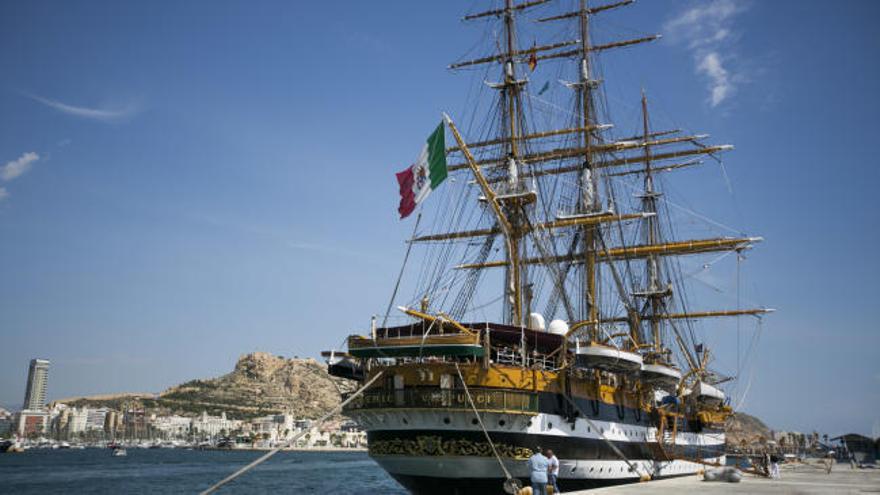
[499,0,528,328]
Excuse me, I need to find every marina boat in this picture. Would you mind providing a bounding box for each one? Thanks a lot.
[329,1,772,493]
[112,447,127,457]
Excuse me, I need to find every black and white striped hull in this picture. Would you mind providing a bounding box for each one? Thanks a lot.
[353,410,724,495]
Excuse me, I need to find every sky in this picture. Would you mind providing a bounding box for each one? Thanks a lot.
[1,0,878,437]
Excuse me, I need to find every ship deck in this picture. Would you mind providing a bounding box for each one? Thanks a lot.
[568,462,879,494]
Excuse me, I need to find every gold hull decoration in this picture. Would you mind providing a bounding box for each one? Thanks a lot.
[369,435,534,461]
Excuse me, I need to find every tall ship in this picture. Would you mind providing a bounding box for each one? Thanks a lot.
[328,1,771,493]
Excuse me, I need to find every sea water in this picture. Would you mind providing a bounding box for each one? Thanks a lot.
[0,449,407,494]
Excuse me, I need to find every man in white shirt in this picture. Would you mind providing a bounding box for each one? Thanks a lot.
[546,448,560,494]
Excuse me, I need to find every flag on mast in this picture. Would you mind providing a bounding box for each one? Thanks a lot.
[528,42,538,71]
[396,122,447,219]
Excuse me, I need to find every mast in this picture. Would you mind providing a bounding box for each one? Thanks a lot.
[577,0,600,340]
[499,0,529,327]
[640,90,664,355]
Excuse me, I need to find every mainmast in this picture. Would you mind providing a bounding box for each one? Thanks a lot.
[638,90,667,357]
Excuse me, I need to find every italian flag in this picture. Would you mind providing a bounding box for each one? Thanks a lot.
[395,122,447,219]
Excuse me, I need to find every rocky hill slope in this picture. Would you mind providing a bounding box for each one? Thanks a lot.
[61,352,355,420]
[726,411,773,447]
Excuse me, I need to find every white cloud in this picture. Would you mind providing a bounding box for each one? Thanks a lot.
[25,93,140,122]
[0,187,7,201]
[698,52,732,107]
[2,151,40,182]
[664,0,748,107]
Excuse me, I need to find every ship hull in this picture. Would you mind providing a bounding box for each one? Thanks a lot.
[354,410,725,495]
[378,457,717,495]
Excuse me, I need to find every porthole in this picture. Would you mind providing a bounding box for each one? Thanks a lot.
[527,420,533,427]
[443,417,451,425]
[548,422,553,429]
[471,418,478,426]
[402,418,408,425]
[499,420,506,427]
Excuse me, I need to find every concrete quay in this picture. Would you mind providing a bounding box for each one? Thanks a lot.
[567,463,880,494]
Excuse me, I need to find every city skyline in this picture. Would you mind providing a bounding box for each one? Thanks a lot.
[1,0,878,438]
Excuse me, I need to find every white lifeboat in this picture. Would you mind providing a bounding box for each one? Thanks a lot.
[574,342,643,374]
[693,381,725,405]
[640,362,682,390]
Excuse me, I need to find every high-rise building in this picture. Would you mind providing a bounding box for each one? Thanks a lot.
[22,358,50,411]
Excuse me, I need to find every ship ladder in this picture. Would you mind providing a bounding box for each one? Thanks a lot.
[199,370,386,495]
[560,393,652,482]
[453,363,523,495]
[648,413,672,462]
[652,412,728,472]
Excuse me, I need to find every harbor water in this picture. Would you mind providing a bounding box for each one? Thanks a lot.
[0,449,407,494]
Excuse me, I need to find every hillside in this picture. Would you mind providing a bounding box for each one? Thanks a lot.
[61,352,355,420]
[726,411,773,447]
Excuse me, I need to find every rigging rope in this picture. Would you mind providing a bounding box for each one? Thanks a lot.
[199,371,385,495]
[382,213,422,328]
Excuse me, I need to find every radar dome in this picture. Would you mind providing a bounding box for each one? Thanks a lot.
[528,313,546,331]
[547,319,569,336]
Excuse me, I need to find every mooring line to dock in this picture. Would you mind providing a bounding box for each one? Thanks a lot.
[454,363,521,494]
[199,371,385,495]
[560,393,651,481]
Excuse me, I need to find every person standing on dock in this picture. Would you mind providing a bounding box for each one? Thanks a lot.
[546,449,560,494]
[769,453,781,479]
[528,446,550,495]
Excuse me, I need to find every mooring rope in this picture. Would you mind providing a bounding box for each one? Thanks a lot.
[453,363,515,483]
[560,393,651,481]
[199,370,385,495]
